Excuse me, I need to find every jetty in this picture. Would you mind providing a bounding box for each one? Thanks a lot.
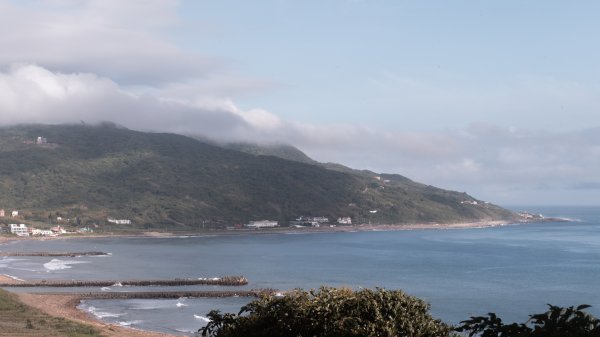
[0,276,248,287]
[0,251,109,257]
[37,289,275,299]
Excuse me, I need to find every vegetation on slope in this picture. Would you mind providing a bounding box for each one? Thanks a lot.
[221,141,317,165]
[0,289,103,337]
[0,123,516,230]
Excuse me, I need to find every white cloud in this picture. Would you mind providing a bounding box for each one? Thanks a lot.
[0,1,598,206]
[0,0,218,84]
[368,72,600,132]
[0,64,598,206]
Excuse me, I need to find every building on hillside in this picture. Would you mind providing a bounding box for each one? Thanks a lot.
[32,228,54,236]
[36,136,48,144]
[337,217,352,225]
[107,218,132,225]
[10,224,29,236]
[296,216,329,223]
[0,209,4,217]
[11,210,18,217]
[246,220,278,228]
[51,226,67,234]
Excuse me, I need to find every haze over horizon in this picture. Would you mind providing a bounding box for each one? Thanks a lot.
[0,0,598,206]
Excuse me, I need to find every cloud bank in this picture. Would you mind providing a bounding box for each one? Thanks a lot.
[1,64,598,206]
[0,0,218,84]
[0,0,598,206]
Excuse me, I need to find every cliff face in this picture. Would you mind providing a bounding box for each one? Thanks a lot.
[0,124,516,228]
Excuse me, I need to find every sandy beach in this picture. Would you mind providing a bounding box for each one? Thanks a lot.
[0,274,25,284]
[17,292,179,337]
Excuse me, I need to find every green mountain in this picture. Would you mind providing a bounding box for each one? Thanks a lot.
[221,142,317,165]
[0,124,516,230]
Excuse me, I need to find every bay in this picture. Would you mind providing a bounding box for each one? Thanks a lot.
[1,206,599,336]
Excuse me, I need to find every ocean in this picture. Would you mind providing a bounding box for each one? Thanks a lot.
[1,206,599,336]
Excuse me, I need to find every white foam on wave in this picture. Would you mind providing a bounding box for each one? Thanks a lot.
[174,328,197,333]
[1,273,26,282]
[96,311,127,319]
[559,217,582,222]
[194,315,211,323]
[118,320,143,326]
[176,301,187,307]
[101,287,111,291]
[86,305,126,319]
[93,252,112,258]
[0,257,24,268]
[112,282,123,287]
[43,258,90,271]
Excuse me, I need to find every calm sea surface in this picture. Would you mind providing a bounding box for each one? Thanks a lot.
[1,206,599,335]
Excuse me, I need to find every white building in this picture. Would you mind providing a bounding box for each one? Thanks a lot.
[11,210,19,217]
[31,228,54,236]
[296,216,329,223]
[10,224,29,236]
[337,217,352,225]
[107,218,132,225]
[51,226,67,234]
[36,136,47,144]
[246,220,278,228]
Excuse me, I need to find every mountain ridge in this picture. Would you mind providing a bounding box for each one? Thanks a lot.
[0,123,517,230]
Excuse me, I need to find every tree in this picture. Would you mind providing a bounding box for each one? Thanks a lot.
[200,287,454,337]
[455,304,600,337]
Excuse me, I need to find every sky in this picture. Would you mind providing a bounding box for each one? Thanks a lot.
[0,0,598,206]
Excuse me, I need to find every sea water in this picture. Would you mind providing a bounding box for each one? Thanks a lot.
[1,206,599,336]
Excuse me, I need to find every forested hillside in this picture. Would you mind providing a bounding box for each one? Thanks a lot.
[0,124,516,230]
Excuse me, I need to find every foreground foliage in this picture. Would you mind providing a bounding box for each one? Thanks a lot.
[200,287,454,337]
[200,287,600,337]
[456,304,600,337]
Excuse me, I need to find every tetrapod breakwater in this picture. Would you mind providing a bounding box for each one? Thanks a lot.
[42,289,276,299]
[0,276,249,287]
[0,251,109,257]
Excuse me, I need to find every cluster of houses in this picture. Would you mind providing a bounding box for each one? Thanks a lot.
[1,207,107,237]
[8,223,70,237]
[460,200,491,206]
[107,218,132,225]
[0,209,20,218]
[243,216,353,229]
[517,211,544,219]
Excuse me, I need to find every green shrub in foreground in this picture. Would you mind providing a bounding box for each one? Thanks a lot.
[200,287,454,337]
[456,304,600,337]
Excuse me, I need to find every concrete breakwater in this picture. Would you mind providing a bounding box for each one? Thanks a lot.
[0,276,249,287]
[0,251,109,257]
[44,289,275,299]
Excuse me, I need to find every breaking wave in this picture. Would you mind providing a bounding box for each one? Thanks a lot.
[194,315,211,323]
[43,259,89,271]
[86,306,126,319]
[118,320,143,326]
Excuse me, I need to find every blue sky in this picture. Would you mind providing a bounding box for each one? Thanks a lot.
[0,0,598,206]
[180,0,600,130]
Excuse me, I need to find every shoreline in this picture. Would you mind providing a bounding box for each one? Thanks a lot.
[0,219,549,244]
[0,217,570,337]
[17,292,179,337]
